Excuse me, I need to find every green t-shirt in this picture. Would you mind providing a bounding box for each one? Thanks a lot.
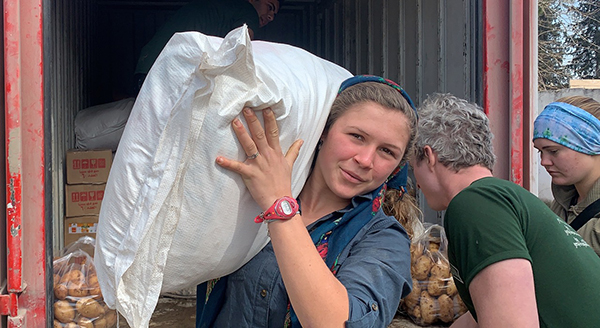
[135,0,259,75]
[444,177,600,327]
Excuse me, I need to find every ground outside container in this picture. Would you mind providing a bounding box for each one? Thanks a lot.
[1,0,536,326]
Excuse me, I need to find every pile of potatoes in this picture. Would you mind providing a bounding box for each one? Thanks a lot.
[401,225,467,326]
[53,250,117,328]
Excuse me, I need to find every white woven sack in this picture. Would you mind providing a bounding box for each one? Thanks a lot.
[95,25,351,328]
[74,97,134,151]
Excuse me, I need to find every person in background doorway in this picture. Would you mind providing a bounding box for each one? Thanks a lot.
[533,96,600,256]
[410,93,600,327]
[196,75,420,327]
[134,0,281,93]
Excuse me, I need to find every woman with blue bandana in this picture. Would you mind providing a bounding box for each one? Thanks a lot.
[533,96,600,256]
[196,75,420,327]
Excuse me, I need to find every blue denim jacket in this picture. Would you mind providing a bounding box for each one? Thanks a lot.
[197,194,412,327]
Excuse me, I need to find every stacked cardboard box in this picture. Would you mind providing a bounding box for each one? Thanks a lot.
[64,149,113,246]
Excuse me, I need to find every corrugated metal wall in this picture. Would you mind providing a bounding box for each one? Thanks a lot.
[277,0,483,105]
[311,0,483,223]
[44,0,97,254]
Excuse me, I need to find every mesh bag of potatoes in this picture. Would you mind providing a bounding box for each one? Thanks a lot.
[53,237,118,328]
[400,224,467,326]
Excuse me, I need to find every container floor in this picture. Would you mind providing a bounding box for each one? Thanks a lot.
[116,296,446,328]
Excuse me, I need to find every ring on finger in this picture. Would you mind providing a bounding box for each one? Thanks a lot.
[247,151,260,160]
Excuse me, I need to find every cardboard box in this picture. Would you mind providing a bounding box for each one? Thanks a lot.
[65,184,106,217]
[64,216,99,249]
[66,149,113,184]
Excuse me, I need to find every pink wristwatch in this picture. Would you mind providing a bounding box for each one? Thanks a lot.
[254,196,299,223]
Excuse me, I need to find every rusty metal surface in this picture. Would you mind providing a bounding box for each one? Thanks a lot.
[0,294,17,317]
[483,0,537,187]
[4,0,25,296]
[4,0,48,325]
[509,0,525,186]
[483,0,511,181]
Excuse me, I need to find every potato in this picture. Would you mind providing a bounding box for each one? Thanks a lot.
[54,319,64,328]
[411,305,422,322]
[427,242,440,253]
[54,274,62,286]
[88,286,103,300]
[54,283,69,300]
[412,255,433,280]
[403,280,421,310]
[54,300,75,323]
[438,294,454,323]
[429,261,450,279]
[94,317,107,328]
[426,277,446,297]
[446,277,458,296]
[68,281,89,297]
[78,317,94,328]
[428,235,441,245]
[104,309,117,327]
[53,259,68,274]
[87,275,98,287]
[61,270,85,284]
[76,298,105,318]
[86,276,102,299]
[419,291,438,325]
[58,272,70,284]
[403,292,420,310]
[64,323,79,328]
[410,243,424,264]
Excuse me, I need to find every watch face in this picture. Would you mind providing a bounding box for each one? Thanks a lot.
[280,200,293,215]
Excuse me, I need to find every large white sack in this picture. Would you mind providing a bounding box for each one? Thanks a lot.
[95,25,352,327]
[74,97,134,151]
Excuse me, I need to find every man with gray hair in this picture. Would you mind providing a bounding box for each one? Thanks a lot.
[410,93,600,327]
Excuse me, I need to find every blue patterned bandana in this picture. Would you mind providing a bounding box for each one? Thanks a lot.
[533,102,600,155]
[386,164,408,193]
[338,75,417,112]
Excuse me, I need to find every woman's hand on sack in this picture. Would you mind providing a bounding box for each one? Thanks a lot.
[216,107,303,211]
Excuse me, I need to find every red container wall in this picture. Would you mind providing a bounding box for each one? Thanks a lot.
[3,0,48,326]
[483,0,538,187]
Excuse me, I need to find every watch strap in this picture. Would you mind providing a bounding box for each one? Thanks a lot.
[254,196,299,223]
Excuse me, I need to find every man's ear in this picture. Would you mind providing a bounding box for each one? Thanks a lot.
[423,145,437,169]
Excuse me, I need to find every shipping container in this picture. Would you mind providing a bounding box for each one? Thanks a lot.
[1,0,536,325]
